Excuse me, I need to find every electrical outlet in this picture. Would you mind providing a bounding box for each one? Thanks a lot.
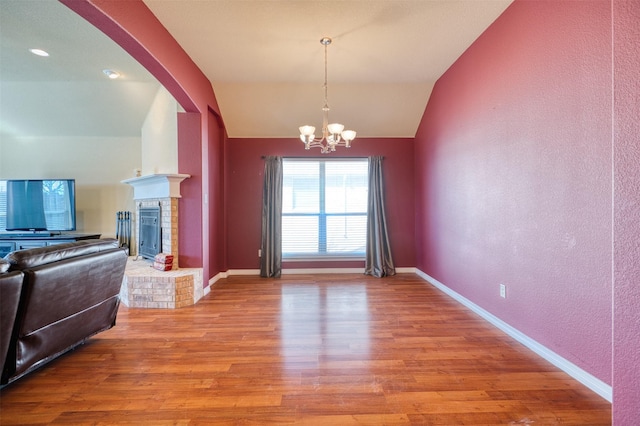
[500,284,506,298]
[258,249,262,258]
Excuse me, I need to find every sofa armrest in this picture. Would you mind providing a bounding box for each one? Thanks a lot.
[1,270,24,383]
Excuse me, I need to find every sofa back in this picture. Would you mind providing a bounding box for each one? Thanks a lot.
[3,239,128,382]
[5,238,120,271]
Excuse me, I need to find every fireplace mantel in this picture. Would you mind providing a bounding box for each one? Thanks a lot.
[122,173,190,200]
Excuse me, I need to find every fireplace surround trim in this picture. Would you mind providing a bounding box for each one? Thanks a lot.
[122,173,190,200]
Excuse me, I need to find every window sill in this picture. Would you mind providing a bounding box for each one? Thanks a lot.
[283,255,365,262]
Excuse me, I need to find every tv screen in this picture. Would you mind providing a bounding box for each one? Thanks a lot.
[1,179,76,232]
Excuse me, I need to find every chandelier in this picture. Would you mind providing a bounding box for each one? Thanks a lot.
[299,37,356,154]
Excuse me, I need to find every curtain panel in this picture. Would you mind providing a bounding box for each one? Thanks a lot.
[365,156,396,277]
[260,156,283,277]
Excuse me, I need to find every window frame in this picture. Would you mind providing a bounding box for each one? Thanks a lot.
[281,157,368,261]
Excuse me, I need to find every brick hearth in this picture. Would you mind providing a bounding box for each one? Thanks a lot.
[120,258,203,309]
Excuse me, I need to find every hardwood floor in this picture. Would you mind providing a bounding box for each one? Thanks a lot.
[0,274,610,425]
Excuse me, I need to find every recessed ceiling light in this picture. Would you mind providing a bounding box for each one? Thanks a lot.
[102,69,121,79]
[29,48,49,57]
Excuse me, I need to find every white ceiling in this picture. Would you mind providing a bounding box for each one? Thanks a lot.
[0,0,513,140]
[0,1,161,139]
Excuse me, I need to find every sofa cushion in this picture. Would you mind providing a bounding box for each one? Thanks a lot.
[0,258,9,273]
[5,239,119,271]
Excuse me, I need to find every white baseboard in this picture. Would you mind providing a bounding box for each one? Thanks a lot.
[226,269,260,276]
[205,271,230,297]
[414,269,612,402]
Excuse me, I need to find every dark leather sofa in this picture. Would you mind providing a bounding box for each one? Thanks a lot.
[0,239,127,385]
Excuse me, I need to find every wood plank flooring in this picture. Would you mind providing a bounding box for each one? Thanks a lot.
[0,274,611,425]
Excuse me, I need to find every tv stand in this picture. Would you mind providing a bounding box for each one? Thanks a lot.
[9,232,53,238]
[0,233,101,257]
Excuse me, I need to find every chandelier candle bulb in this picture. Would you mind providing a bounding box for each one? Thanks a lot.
[328,123,344,135]
[342,130,357,146]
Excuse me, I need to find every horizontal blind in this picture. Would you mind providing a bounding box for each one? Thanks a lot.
[282,158,368,258]
[0,181,6,230]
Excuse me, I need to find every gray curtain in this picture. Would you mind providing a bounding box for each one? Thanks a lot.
[260,156,283,277]
[365,156,396,277]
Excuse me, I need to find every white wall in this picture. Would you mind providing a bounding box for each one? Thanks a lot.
[0,87,179,239]
[141,86,180,175]
[0,135,141,238]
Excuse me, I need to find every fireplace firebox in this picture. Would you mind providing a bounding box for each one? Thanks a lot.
[138,204,161,259]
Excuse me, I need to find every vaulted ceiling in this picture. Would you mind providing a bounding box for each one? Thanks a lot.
[0,0,513,140]
[0,1,160,139]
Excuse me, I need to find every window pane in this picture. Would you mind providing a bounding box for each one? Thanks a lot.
[282,158,368,258]
[326,215,367,254]
[282,216,318,254]
[282,162,319,213]
[0,181,6,230]
[325,161,368,213]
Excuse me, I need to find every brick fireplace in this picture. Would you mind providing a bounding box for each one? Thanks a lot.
[120,174,204,308]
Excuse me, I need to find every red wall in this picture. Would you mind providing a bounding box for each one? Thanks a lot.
[177,113,203,268]
[208,109,226,275]
[414,0,612,383]
[613,1,640,422]
[226,137,415,270]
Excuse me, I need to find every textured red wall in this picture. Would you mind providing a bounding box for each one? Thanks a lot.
[207,110,225,275]
[613,1,640,422]
[177,113,203,268]
[226,138,415,270]
[414,0,612,383]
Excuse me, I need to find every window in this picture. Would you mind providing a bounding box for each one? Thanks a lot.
[282,158,368,259]
[0,181,6,230]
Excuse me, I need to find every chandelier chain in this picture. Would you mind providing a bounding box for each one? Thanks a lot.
[323,40,329,110]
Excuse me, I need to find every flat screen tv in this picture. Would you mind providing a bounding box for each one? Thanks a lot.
[1,179,76,232]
